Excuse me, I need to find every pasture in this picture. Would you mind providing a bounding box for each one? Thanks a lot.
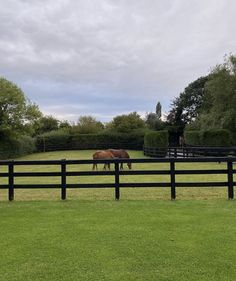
[0,150,233,201]
[0,150,236,280]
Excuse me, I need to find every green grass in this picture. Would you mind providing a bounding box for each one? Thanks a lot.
[0,150,236,280]
[0,200,236,281]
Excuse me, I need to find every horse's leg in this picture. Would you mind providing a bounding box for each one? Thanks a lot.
[120,163,123,170]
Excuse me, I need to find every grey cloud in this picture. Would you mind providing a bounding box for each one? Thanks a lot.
[0,0,236,121]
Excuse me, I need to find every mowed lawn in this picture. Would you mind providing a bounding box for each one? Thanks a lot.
[0,150,236,280]
[0,200,236,281]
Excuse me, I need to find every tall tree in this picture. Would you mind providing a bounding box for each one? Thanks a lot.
[108,112,145,133]
[193,55,236,132]
[167,76,208,125]
[74,115,104,134]
[0,77,42,138]
[156,101,162,119]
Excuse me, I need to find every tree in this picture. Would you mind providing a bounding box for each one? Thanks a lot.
[108,112,145,133]
[167,76,208,125]
[0,77,42,138]
[74,115,104,134]
[35,115,59,135]
[59,120,71,130]
[145,112,164,130]
[156,101,162,119]
[193,55,236,132]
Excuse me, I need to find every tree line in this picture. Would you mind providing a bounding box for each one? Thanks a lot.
[1,54,236,156]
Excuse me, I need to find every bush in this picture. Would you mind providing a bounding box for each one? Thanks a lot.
[35,130,71,152]
[201,129,232,146]
[0,135,36,159]
[184,130,202,146]
[144,131,169,157]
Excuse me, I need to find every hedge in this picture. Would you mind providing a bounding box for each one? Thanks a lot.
[0,135,36,159]
[184,131,201,146]
[144,130,169,157]
[184,129,232,147]
[201,129,232,146]
[35,131,145,152]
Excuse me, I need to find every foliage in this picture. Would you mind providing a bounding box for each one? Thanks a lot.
[0,135,36,159]
[144,131,168,156]
[145,113,165,130]
[0,77,42,137]
[59,120,72,130]
[35,131,145,151]
[167,76,208,125]
[72,115,104,134]
[184,130,202,146]
[144,130,169,148]
[107,112,145,133]
[155,101,162,119]
[34,115,60,136]
[201,129,232,146]
[35,130,71,152]
[184,129,232,146]
[192,55,236,132]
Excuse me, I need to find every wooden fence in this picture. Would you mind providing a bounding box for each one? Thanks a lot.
[0,157,235,201]
[144,146,236,158]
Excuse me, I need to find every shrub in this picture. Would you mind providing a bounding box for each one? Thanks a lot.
[184,130,201,146]
[35,130,71,152]
[201,129,232,146]
[0,135,36,159]
[144,131,169,157]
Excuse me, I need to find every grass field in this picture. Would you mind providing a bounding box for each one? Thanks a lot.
[0,200,236,281]
[0,150,236,280]
[0,150,233,201]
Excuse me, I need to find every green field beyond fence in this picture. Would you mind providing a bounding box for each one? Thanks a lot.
[0,150,235,201]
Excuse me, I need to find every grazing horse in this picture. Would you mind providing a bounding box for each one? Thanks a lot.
[92,150,115,170]
[107,149,132,169]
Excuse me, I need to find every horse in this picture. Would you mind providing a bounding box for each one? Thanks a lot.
[92,150,115,170]
[179,136,185,147]
[107,149,132,169]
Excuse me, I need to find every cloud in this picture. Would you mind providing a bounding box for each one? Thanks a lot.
[0,0,236,121]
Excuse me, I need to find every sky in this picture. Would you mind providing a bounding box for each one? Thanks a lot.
[0,0,236,123]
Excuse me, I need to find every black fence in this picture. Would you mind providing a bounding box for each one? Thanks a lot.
[144,146,236,158]
[0,157,235,201]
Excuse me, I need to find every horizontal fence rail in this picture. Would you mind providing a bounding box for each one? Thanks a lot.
[143,146,236,158]
[0,157,235,201]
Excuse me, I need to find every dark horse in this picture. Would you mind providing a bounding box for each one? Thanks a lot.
[107,149,132,169]
[92,150,115,170]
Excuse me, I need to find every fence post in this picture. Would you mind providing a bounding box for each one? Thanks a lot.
[115,162,120,200]
[61,159,67,200]
[170,160,176,200]
[8,161,14,201]
[174,148,177,158]
[227,160,234,200]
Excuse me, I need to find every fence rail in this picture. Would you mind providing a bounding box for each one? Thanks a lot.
[0,157,235,201]
[143,146,236,158]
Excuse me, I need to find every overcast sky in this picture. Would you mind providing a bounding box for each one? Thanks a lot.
[0,0,235,123]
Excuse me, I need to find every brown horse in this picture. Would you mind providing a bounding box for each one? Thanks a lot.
[92,150,115,170]
[107,149,132,169]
